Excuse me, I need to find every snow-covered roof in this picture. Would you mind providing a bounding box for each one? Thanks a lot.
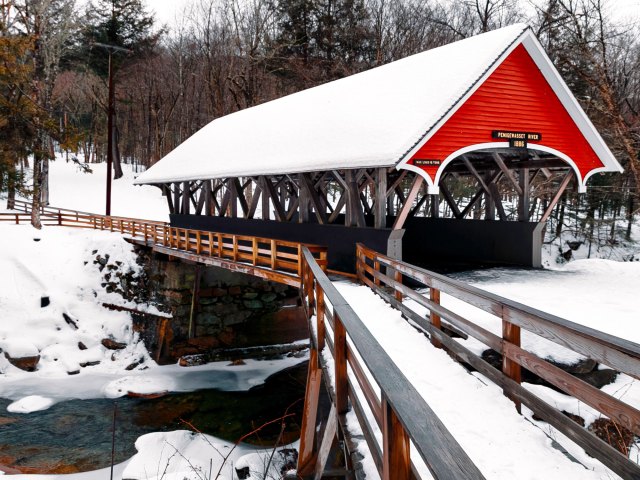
[135,24,531,185]
[135,24,622,187]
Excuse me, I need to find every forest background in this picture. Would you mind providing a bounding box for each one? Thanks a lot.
[0,0,638,256]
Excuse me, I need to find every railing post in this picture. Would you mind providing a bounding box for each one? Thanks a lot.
[232,235,238,261]
[252,237,258,265]
[394,270,402,302]
[196,231,202,254]
[297,245,302,278]
[58,212,62,226]
[208,232,214,256]
[382,395,411,480]
[502,312,522,413]
[270,240,277,270]
[316,282,325,352]
[374,259,381,287]
[430,287,442,348]
[334,312,348,414]
[297,347,322,476]
[217,233,223,258]
[319,250,327,273]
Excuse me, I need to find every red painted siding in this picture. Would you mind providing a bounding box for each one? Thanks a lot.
[409,44,603,182]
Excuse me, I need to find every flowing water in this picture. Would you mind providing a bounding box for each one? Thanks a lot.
[0,362,308,474]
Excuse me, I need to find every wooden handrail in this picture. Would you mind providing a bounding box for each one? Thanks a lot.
[298,246,485,480]
[1,205,328,286]
[355,242,640,479]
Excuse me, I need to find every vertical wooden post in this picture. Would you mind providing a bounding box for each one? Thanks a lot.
[374,258,381,287]
[297,245,303,278]
[232,235,238,261]
[143,223,148,244]
[382,396,411,480]
[204,180,213,216]
[518,168,530,222]
[307,265,315,317]
[182,181,190,215]
[430,288,442,348]
[196,231,201,254]
[319,250,327,272]
[316,283,325,352]
[208,232,214,256]
[297,348,323,476]
[431,193,440,218]
[394,270,402,302]
[173,183,180,214]
[252,237,258,265]
[270,239,277,270]
[502,314,522,413]
[217,233,223,258]
[298,173,310,223]
[334,313,348,414]
[375,167,388,229]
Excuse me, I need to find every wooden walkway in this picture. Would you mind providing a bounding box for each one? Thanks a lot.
[3,201,640,478]
[298,244,640,479]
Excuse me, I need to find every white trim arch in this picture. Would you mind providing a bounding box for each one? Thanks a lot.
[398,142,589,194]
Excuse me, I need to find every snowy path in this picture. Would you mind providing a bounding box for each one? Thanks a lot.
[334,281,618,480]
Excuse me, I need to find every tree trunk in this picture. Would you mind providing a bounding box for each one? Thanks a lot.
[31,153,43,229]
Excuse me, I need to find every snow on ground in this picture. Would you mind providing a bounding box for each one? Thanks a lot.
[0,223,307,412]
[334,281,629,480]
[4,431,296,480]
[2,156,168,221]
[448,259,640,356]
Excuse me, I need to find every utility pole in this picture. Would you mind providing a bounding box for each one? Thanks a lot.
[92,42,130,216]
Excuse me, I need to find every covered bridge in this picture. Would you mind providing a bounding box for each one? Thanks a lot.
[135,23,622,272]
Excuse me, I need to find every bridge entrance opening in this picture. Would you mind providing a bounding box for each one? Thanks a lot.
[398,146,579,270]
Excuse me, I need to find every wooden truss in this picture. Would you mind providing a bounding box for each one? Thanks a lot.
[160,151,576,230]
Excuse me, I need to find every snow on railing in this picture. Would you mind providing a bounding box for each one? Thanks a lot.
[298,246,485,480]
[356,242,640,479]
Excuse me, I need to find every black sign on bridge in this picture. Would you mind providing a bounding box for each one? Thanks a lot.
[492,130,542,149]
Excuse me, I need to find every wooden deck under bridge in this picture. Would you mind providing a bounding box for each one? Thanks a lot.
[3,201,640,478]
[2,200,327,286]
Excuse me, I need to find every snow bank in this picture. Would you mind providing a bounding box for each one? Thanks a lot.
[0,224,307,410]
[2,156,168,221]
[122,431,296,480]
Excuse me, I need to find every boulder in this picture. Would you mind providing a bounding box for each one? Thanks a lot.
[5,353,40,372]
[101,338,127,350]
[574,368,618,389]
[549,358,597,374]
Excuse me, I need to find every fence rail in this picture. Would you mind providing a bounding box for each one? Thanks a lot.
[1,200,327,286]
[298,246,485,480]
[356,242,640,479]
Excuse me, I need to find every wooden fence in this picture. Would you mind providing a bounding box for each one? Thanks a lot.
[1,200,327,286]
[298,246,486,480]
[356,242,640,479]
